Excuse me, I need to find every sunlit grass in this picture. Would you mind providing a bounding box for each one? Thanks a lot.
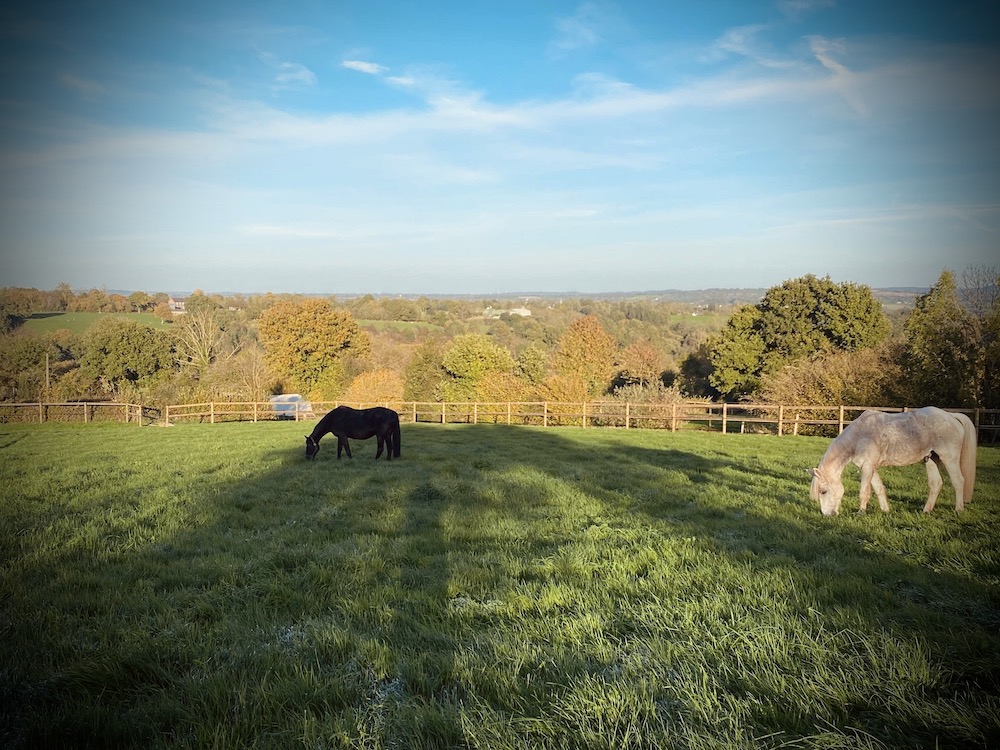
[2,422,998,749]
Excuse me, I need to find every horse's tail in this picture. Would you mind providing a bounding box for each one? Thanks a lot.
[392,414,401,458]
[957,413,977,503]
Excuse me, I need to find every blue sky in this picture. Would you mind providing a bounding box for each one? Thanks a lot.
[1,0,997,295]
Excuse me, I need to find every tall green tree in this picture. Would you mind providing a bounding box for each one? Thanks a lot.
[0,330,48,400]
[708,275,889,399]
[403,340,447,402]
[903,270,981,407]
[438,334,515,401]
[257,298,370,397]
[80,317,175,393]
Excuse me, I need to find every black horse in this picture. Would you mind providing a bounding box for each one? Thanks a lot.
[305,405,401,461]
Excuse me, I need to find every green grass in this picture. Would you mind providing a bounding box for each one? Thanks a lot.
[22,312,172,335]
[357,320,445,334]
[2,423,999,749]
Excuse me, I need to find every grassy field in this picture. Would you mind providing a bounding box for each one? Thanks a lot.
[22,312,171,335]
[2,422,999,749]
[356,320,445,334]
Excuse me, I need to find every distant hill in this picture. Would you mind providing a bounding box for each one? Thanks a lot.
[104,287,926,308]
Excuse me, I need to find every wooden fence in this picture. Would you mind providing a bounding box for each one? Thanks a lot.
[158,400,1000,441]
[4,400,997,440]
[0,402,157,424]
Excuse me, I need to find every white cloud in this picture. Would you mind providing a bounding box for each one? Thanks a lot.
[274,62,317,87]
[341,60,388,75]
[808,35,869,116]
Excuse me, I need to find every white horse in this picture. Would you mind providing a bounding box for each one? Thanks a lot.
[808,406,977,515]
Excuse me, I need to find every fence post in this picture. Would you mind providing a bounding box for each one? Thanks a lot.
[544,402,548,428]
[839,406,845,433]
[625,402,630,430]
[211,402,215,424]
[412,402,417,424]
[671,402,677,433]
[721,403,727,434]
[473,402,478,425]
[253,402,258,422]
[583,401,588,429]
[778,405,784,436]
[507,402,511,425]
[441,402,446,425]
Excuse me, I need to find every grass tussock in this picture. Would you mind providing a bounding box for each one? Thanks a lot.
[1,421,999,749]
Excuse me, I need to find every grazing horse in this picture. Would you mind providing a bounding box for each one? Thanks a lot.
[808,406,977,515]
[305,406,401,461]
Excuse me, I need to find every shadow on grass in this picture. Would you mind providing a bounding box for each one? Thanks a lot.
[2,422,999,748]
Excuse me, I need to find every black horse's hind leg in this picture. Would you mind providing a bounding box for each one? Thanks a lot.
[375,434,386,460]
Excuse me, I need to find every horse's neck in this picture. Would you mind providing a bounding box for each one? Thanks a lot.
[308,422,329,441]
[819,432,855,475]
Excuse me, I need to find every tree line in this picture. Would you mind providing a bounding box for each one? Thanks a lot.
[0,267,996,414]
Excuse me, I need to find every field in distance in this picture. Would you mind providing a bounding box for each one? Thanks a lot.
[23,311,172,335]
[2,422,998,749]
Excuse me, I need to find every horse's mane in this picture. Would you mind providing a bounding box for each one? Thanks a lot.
[821,416,864,468]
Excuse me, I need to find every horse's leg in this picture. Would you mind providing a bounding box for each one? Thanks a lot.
[336,436,344,459]
[923,455,945,513]
[375,433,385,460]
[343,437,352,459]
[857,464,875,513]
[870,470,890,512]
[936,455,966,512]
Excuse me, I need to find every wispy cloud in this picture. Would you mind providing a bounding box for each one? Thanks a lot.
[57,72,106,99]
[808,35,869,116]
[257,52,316,89]
[274,61,316,88]
[710,24,799,69]
[551,2,624,54]
[341,59,388,75]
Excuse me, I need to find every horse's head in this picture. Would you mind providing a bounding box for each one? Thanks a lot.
[305,435,320,460]
[808,467,844,516]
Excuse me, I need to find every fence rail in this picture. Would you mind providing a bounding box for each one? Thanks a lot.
[155,401,1000,441]
[5,400,997,440]
[0,402,157,424]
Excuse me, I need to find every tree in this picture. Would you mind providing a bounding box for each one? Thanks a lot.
[757,342,907,408]
[174,307,230,374]
[439,334,515,401]
[961,265,1000,408]
[207,343,272,401]
[515,343,548,386]
[80,317,175,394]
[552,314,617,397]
[0,329,48,400]
[614,339,664,389]
[708,275,889,399]
[343,368,405,404]
[903,270,981,407]
[404,340,447,402]
[257,298,371,398]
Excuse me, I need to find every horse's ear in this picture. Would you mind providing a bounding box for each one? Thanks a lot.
[807,468,818,479]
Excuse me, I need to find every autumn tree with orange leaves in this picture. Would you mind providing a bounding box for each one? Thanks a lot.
[552,314,617,397]
[258,298,370,399]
